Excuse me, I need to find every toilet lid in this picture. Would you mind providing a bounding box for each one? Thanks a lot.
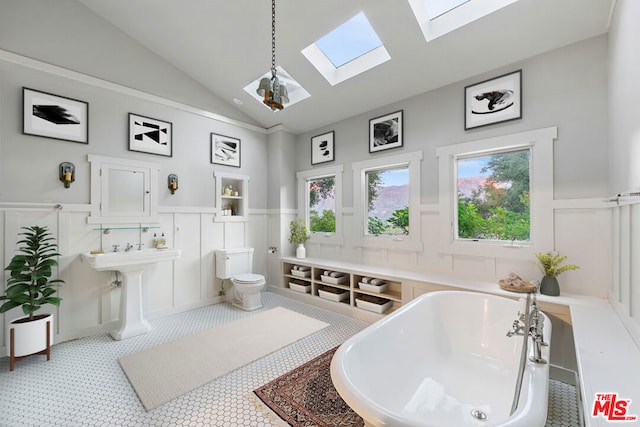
[233,273,265,284]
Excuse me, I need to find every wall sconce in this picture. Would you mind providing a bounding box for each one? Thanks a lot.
[168,174,178,195]
[59,162,75,188]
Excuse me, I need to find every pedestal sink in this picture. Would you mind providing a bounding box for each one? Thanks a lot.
[81,248,181,340]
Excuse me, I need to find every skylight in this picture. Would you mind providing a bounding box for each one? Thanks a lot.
[408,0,520,41]
[242,66,310,111]
[315,12,382,68]
[302,12,390,86]
[423,0,469,20]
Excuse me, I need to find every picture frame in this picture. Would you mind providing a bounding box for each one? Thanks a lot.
[465,70,522,130]
[210,133,241,168]
[128,113,173,157]
[23,87,89,144]
[369,110,403,153]
[311,131,335,165]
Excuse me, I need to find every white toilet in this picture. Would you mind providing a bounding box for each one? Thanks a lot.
[215,247,266,311]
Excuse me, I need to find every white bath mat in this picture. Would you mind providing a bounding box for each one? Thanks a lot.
[119,307,329,411]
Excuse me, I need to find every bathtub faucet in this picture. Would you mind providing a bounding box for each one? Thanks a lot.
[528,295,548,364]
[506,293,547,364]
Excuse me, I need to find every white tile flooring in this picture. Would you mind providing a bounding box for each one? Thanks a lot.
[0,292,580,426]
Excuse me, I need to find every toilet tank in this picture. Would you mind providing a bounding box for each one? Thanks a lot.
[215,247,254,279]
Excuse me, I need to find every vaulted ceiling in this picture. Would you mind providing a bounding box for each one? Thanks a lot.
[79,0,613,134]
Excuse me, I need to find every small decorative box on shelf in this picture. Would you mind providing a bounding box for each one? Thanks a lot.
[289,280,311,293]
[290,265,311,278]
[355,294,393,313]
[358,277,389,293]
[318,287,349,302]
[320,271,348,285]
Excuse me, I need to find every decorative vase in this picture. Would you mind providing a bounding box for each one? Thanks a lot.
[540,276,560,296]
[296,243,306,259]
[6,313,54,370]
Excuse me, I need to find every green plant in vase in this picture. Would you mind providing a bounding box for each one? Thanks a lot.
[532,251,579,296]
[289,219,310,259]
[0,225,64,370]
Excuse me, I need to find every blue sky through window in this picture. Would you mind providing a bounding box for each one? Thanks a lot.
[457,157,490,178]
[315,12,382,68]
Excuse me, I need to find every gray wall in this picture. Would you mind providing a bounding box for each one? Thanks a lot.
[0,0,257,126]
[609,0,640,195]
[296,35,609,205]
[0,61,268,208]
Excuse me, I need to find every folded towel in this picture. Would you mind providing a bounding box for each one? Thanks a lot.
[361,277,370,283]
[503,272,525,287]
[370,278,386,286]
[297,266,310,271]
[330,271,345,278]
[323,270,331,276]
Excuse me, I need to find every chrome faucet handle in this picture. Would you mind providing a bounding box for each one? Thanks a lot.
[137,242,145,250]
[112,244,120,252]
[125,243,133,251]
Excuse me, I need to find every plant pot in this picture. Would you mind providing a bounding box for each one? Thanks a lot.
[296,243,306,259]
[540,276,560,296]
[6,313,53,370]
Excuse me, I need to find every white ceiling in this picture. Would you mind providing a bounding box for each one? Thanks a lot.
[78,0,613,134]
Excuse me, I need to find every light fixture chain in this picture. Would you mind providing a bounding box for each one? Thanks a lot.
[271,0,276,77]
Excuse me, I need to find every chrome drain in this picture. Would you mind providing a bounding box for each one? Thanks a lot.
[471,409,488,421]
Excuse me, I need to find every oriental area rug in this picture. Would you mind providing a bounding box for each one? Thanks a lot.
[119,307,329,411]
[254,346,364,427]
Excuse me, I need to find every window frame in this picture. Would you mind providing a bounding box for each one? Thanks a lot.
[436,127,557,259]
[352,151,423,251]
[297,164,343,246]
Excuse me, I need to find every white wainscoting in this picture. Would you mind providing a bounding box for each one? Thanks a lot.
[610,202,640,348]
[0,204,269,355]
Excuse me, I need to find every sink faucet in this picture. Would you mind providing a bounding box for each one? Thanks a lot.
[125,243,134,252]
[137,242,145,250]
[112,244,120,252]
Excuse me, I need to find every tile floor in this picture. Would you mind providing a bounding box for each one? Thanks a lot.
[0,292,580,426]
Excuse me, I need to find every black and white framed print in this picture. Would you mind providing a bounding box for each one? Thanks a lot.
[311,131,335,165]
[129,113,173,157]
[211,133,241,168]
[369,110,403,153]
[465,70,522,130]
[23,87,89,144]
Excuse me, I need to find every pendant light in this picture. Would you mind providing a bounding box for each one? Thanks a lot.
[256,0,289,111]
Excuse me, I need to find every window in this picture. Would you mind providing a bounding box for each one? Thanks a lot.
[457,148,530,242]
[353,151,423,251]
[408,0,520,41]
[301,12,390,86]
[437,127,557,258]
[297,165,343,245]
[366,166,410,236]
[308,176,336,233]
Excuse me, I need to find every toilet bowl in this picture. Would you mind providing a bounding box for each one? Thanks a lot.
[215,248,265,311]
[231,273,266,311]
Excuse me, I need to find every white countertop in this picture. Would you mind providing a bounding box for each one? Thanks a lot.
[281,256,640,425]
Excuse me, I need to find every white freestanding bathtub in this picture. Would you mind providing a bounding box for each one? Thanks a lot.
[330,291,551,427]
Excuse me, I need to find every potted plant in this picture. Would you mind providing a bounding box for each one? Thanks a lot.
[289,219,310,259]
[532,251,579,296]
[0,226,64,370]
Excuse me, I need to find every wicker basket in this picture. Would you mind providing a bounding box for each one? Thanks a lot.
[498,279,536,293]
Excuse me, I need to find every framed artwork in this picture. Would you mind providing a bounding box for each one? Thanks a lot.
[128,113,173,157]
[211,133,241,168]
[369,110,403,153]
[465,70,522,130]
[23,87,89,144]
[311,131,335,165]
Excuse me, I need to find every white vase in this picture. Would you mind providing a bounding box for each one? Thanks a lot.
[296,243,306,259]
[7,313,54,357]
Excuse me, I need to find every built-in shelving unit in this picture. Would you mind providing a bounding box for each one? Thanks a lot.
[281,258,403,320]
[214,171,249,221]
